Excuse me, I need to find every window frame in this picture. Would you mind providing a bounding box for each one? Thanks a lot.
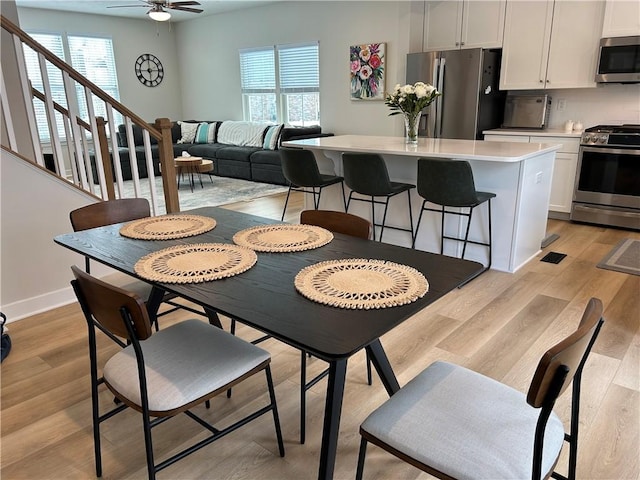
[239,41,320,126]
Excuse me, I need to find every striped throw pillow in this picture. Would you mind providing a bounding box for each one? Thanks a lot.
[194,122,217,144]
[263,124,284,150]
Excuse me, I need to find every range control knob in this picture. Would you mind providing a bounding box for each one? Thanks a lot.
[597,135,608,144]
[583,134,593,143]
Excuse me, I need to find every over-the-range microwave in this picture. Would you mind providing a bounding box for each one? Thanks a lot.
[595,35,640,83]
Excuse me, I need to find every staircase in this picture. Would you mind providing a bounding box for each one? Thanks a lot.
[0,14,180,215]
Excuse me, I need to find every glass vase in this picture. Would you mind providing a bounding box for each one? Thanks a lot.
[404,112,421,145]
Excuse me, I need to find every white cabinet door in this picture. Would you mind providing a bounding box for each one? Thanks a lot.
[461,1,506,49]
[423,1,463,51]
[547,152,578,213]
[546,1,605,89]
[602,0,640,36]
[423,0,506,51]
[499,0,554,90]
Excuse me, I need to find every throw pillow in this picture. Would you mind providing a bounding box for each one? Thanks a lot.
[194,122,217,144]
[217,121,270,147]
[263,124,284,150]
[177,121,199,144]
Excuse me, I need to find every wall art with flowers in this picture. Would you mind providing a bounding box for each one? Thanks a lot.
[350,43,385,100]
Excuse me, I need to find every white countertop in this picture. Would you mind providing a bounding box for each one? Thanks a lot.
[483,128,583,138]
[283,135,561,163]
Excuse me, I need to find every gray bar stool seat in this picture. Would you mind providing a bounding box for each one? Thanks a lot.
[342,152,415,242]
[413,157,495,275]
[280,148,346,220]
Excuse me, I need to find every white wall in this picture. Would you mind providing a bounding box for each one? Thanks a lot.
[17,7,183,122]
[0,151,96,320]
[175,1,416,137]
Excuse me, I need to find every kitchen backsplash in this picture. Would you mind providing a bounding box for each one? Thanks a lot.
[537,83,640,129]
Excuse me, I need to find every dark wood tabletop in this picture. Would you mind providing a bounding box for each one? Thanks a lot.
[54,206,483,361]
[54,205,484,479]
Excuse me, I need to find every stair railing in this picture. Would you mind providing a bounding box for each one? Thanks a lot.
[0,14,179,214]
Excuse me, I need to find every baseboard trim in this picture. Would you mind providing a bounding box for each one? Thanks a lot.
[2,286,76,323]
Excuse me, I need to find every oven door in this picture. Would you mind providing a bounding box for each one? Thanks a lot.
[574,146,640,210]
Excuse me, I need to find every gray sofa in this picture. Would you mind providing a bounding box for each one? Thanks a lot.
[95,121,332,185]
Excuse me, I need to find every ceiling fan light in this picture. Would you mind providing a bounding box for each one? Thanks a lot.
[148,9,171,21]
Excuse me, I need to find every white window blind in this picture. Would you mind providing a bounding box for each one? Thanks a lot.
[239,42,320,125]
[68,35,121,124]
[24,32,120,141]
[278,43,319,93]
[23,33,66,141]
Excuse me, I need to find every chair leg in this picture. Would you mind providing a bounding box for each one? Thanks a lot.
[379,196,390,243]
[355,437,368,480]
[300,349,307,444]
[346,191,354,212]
[315,187,322,210]
[487,198,493,269]
[407,189,414,241]
[412,200,427,248]
[440,206,445,254]
[461,207,474,259]
[142,413,156,480]
[91,378,103,477]
[370,196,377,241]
[265,366,286,457]
[281,185,293,221]
[340,182,347,212]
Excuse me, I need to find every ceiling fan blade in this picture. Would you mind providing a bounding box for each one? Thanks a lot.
[168,6,203,13]
[168,1,201,6]
[107,5,148,8]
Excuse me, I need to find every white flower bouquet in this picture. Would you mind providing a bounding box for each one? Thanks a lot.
[384,82,440,117]
[385,82,440,143]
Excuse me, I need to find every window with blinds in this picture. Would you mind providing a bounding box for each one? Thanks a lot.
[239,42,319,125]
[23,32,120,142]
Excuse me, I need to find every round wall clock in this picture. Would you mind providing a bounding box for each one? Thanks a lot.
[135,53,164,87]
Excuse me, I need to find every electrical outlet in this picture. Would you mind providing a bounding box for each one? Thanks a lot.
[535,172,543,184]
[557,98,566,111]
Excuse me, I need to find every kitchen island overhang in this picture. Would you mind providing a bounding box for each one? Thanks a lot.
[282,135,561,273]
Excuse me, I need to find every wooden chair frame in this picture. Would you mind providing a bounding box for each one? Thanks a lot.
[71,266,285,480]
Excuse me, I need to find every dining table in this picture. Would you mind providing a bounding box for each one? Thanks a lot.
[54,205,484,480]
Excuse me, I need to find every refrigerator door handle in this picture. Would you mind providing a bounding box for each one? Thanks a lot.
[436,58,445,138]
[426,57,440,138]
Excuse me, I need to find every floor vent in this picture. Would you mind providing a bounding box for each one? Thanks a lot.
[540,252,567,264]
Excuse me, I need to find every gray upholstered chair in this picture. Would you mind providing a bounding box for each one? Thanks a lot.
[413,158,495,271]
[342,152,415,242]
[71,265,285,480]
[356,298,605,480]
[280,148,345,220]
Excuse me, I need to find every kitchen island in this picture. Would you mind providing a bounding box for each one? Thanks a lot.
[282,135,561,273]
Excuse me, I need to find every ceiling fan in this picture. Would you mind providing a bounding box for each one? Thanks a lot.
[108,1,203,22]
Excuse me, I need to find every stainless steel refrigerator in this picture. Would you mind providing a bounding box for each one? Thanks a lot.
[406,48,506,140]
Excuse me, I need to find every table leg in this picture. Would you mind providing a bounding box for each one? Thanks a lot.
[146,286,165,331]
[365,339,400,395]
[318,358,347,480]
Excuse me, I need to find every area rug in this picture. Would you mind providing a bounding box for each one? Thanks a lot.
[596,238,640,276]
[120,175,288,214]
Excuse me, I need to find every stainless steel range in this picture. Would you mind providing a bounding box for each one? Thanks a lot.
[571,124,640,230]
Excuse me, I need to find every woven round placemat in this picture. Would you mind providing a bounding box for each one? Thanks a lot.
[294,258,429,310]
[120,214,216,240]
[233,224,333,252]
[134,243,257,284]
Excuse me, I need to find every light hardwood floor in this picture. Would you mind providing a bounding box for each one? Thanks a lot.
[2,192,639,480]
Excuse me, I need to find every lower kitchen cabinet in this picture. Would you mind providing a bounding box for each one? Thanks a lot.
[484,132,581,217]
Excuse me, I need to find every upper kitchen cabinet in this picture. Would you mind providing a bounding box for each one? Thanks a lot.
[500,0,605,90]
[423,1,506,51]
[602,0,640,37]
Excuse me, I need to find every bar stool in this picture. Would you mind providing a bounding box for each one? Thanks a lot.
[280,148,346,221]
[413,157,495,269]
[342,152,415,242]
